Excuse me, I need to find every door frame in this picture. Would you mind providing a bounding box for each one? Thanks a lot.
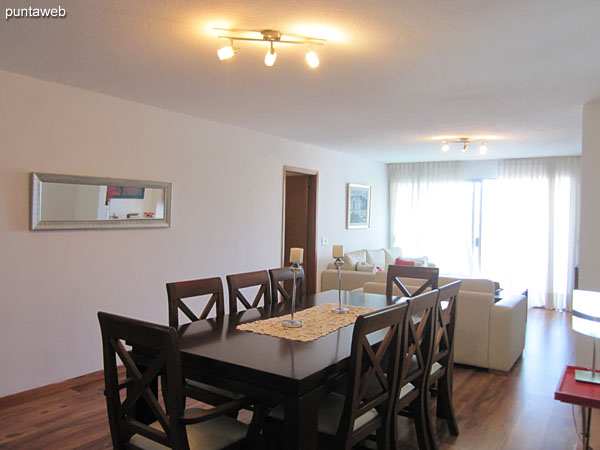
[282,166,319,295]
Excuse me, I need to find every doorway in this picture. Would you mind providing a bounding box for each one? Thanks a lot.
[282,166,318,295]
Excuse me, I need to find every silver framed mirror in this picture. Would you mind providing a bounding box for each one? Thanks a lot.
[31,173,172,230]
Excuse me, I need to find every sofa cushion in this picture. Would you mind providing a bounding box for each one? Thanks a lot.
[343,250,367,268]
[439,277,496,294]
[384,247,403,268]
[366,249,386,267]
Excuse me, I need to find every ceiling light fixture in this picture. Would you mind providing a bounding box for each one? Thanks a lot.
[264,41,277,67]
[441,137,489,155]
[217,39,236,60]
[214,28,326,68]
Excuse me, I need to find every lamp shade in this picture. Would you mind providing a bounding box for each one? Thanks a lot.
[572,289,600,339]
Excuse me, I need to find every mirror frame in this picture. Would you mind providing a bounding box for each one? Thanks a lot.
[31,172,172,231]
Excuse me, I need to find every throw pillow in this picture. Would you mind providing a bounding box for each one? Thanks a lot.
[356,262,376,273]
[395,258,415,267]
[343,249,367,268]
[366,249,386,268]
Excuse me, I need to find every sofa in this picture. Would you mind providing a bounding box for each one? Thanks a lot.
[359,272,528,372]
[321,247,435,292]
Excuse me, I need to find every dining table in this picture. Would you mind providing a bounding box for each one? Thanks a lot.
[142,289,398,450]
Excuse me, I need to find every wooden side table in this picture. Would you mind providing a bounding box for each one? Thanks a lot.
[555,365,600,449]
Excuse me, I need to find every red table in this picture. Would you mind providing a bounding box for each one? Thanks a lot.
[555,365,600,449]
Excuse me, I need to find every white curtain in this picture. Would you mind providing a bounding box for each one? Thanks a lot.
[388,161,475,277]
[479,156,581,310]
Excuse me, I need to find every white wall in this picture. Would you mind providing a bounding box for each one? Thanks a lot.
[576,101,600,367]
[0,70,388,397]
[576,102,600,367]
[579,101,600,290]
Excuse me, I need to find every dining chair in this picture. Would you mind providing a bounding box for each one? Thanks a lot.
[425,280,461,447]
[227,270,272,314]
[266,303,408,450]
[268,266,305,310]
[386,266,440,299]
[97,311,254,450]
[166,277,246,406]
[392,289,440,450]
[166,277,225,327]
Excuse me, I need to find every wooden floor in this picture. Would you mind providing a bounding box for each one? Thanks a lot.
[0,308,596,449]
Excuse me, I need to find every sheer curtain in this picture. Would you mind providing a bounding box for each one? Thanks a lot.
[388,161,475,277]
[479,156,580,310]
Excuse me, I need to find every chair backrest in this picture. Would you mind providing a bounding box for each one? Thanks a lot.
[166,277,225,327]
[397,289,440,397]
[337,303,408,449]
[431,281,461,370]
[386,266,440,299]
[268,266,305,308]
[226,270,272,314]
[98,311,189,450]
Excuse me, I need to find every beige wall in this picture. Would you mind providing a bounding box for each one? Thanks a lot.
[0,70,388,397]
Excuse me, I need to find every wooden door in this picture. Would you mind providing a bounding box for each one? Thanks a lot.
[283,168,318,295]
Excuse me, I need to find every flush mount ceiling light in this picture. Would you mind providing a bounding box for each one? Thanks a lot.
[214,28,326,68]
[441,137,489,155]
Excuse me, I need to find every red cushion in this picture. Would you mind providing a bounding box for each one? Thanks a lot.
[395,258,415,267]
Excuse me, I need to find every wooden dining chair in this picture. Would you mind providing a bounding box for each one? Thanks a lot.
[426,281,461,447]
[268,266,305,310]
[97,311,254,450]
[227,270,272,314]
[392,289,440,450]
[166,277,247,407]
[166,277,225,327]
[265,303,408,450]
[386,266,440,299]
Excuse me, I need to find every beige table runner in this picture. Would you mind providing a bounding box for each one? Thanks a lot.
[237,303,374,342]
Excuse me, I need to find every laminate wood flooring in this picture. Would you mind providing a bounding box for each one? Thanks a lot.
[0,308,594,449]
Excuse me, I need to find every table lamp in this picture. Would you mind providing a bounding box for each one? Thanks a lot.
[572,289,600,384]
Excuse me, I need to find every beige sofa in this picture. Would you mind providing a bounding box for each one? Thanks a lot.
[321,247,434,292]
[360,272,528,372]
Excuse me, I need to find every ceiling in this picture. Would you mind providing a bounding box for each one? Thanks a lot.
[2,0,599,162]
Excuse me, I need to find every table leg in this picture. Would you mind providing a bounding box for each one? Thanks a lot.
[282,389,321,450]
[582,406,592,450]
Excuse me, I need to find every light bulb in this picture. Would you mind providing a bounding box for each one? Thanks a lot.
[265,48,277,67]
[442,142,450,152]
[306,50,319,68]
[217,45,235,61]
[479,143,487,154]
[462,143,467,152]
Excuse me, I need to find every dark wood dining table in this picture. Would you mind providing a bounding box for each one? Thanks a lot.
[170,289,397,450]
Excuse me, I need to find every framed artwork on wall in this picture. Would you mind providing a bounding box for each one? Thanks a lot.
[347,183,371,229]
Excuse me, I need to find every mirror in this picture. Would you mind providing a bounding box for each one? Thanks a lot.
[31,173,172,230]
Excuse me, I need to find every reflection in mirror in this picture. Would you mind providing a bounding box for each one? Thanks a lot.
[31,173,171,230]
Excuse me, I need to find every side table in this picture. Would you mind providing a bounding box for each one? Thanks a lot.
[555,365,600,449]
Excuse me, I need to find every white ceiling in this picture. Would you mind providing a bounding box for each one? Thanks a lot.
[2,0,599,162]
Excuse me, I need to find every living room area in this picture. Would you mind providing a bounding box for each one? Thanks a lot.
[1,1,600,449]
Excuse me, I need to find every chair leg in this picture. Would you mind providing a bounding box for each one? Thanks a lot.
[411,394,433,450]
[436,374,459,436]
[376,426,389,450]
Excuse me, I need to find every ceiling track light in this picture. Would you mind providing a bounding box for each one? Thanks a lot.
[214,28,326,68]
[441,137,489,155]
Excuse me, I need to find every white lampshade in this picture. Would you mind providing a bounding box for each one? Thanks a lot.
[217,46,235,60]
[572,289,600,339]
[265,49,277,67]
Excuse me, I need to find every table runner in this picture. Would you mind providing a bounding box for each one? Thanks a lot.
[237,303,374,342]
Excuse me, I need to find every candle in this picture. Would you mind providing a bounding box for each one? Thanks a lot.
[290,247,304,264]
[332,245,344,258]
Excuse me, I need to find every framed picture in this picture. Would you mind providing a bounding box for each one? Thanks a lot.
[347,183,371,229]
